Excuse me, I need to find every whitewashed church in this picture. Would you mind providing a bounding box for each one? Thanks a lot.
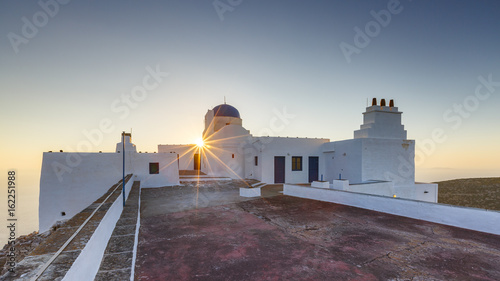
[39,99,437,232]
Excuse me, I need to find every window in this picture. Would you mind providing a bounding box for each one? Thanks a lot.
[149,162,159,174]
[292,156,302,171]
[255,156,258,166]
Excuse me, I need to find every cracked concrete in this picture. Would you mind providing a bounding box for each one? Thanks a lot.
[135,180,500,280]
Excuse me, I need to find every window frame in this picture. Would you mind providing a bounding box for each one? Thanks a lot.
[291,156,302,171]
[149,162,160,174]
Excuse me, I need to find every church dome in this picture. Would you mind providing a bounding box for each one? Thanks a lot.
[212,104,240,118]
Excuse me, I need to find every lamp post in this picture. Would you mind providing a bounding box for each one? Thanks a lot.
[122,131,125,207]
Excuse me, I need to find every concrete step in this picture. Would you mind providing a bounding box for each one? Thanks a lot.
[180,176,232,182]
[179,174,229,179]
[179,170,207,176]
[251,182,267,188]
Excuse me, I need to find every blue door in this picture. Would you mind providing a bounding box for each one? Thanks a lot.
[308,156,319,182]
[274,156,285,183]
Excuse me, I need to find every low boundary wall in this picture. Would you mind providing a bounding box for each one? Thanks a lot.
[62,176,135,281]
[284,184,500,236]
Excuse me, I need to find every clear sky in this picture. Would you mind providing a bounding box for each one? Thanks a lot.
[1,0,499,238]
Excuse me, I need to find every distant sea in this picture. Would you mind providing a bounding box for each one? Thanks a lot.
[1,171,39,247]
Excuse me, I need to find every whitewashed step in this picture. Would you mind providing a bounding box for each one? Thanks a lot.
[180,176,232,182]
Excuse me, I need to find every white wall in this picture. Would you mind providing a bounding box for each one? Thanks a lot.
[203,142,246,178]
[130,153,179,188]
[212,116,243,133]
[62,177,134,281]
[39,151,178,232]
[361,138,415,185]
[158,144,196,171]
[327,139,363,183]
[39,152,124,233]
[322,142,335,183]
[346,182,438,203]
[411,183,438,202]
[284,184,500,235]
[257,137,329,184]
[323,138,415,187]
[346,181,394,194]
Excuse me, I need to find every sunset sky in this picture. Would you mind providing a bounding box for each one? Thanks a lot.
[1,1,499,237]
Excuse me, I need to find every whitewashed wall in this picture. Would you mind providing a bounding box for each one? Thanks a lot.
[62,177,134,281]
[158,144,195,171]
[39,152,123,233]
[327,139,363,183]
[257,137,329,184]
[346,181,438,203]
[39,151,178,232]
[208,126,251,179]
[361,138,415,185]
[323,138,415,187]
[204,144,246,178]
[198,125,251,178]
[131,153,179,188]
[284,184,499,235]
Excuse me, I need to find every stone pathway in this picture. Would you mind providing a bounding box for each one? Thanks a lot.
[94,181,140,281]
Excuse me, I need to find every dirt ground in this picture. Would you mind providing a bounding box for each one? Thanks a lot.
[438,177,500,211]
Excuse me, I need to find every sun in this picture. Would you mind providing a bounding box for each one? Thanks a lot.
[195,138,205,148]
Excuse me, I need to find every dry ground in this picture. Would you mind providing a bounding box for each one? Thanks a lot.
[437,177,500,211]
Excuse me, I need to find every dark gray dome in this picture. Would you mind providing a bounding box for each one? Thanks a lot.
[213,104,240,118]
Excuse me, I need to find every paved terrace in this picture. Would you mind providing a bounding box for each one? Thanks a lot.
[136,180,500,280]
[3,179,500,280]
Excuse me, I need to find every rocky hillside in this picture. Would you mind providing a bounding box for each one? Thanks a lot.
[437,177,500,211]
[0,231,48,276]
